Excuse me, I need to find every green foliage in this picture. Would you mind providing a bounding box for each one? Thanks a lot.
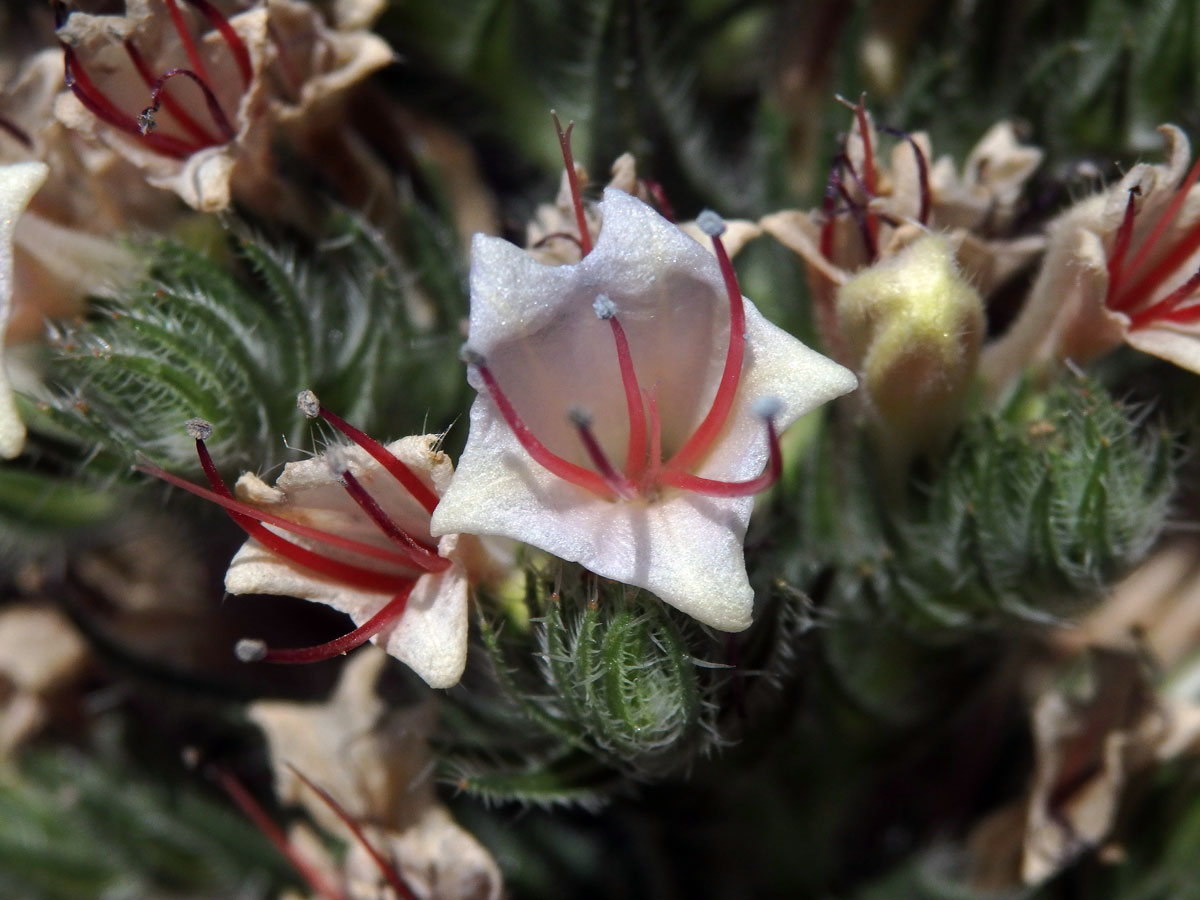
[443,569,721,807]
[386,0,766,214]
[0,741,295,899]
[785,375,1174,632]
[442,564,817,808]
[36,209,468,478]
[883,0,1200,163]
[0,466,119,564]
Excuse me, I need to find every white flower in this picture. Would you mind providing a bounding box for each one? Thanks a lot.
[224,433,470,689]
[431,188,856,632]
[0,159,48,459]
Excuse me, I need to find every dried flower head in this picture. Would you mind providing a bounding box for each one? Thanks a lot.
[249,648,504,900]
[432,125,856,632]
[762,98,1043,360]
[53,0,392,212]
[985,124,1200,391]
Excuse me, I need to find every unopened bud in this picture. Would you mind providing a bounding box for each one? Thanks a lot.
[835,235,983,468]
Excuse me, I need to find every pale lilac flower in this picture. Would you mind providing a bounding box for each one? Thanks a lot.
[432,186,856,632]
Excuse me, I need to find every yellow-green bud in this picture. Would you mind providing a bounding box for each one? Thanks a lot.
[836,234,983,469]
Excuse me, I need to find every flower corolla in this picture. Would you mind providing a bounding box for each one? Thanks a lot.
[984,124,1200,390]
[145,401,487,689]
[431,187,856,632]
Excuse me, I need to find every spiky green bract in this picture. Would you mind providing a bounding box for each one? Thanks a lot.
[782,375,1174,634]
[442,569,717,809]
[36,208,467,477]
[443,565,817,809]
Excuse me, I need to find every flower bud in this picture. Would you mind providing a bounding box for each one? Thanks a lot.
[835,234,983,468]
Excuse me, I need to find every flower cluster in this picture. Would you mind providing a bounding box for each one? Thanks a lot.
[51,0,392,212]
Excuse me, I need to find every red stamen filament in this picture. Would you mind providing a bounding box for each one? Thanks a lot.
[339,468,443,563]
[182,0,253,88]
[1105,188,1140,299]
[642,179,676,222]
[124,40,221,147]
[659,415,782,497]
[210,765,351,900]
[570,411,637,500]
[314,406,441,516]
[819,158,843,263]
[664,228,747,472]
[1110,215,1200,315]
[137,457,446,574]
[245,586,412,664]
[62,46,197,158]
[1127,267,1200,330]
[287,765,419,900]
[187,436,424,592]
[470,356,617,500]
[0,115,33,149]
[1115,152,1200,298]
[165,0,210,84]
[552,111,593,256]
[146,67,237,141]
[605,314,649,482]
[844,94,879,247]
[883,126,931,226]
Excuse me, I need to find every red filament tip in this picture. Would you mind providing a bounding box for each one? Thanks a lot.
[659,399,783,497]
[569,408,637,500]
[595,295,649,482]
[146,66,237,141]
[125,40,222,147]
[237,586,413,665]
[287,765,419,900]
[883,126,931,226]
[665,216,747,473]
[337,464,443,564]
[209,763,351,900]
[301,392,441,516]
[464,351,617,500]
[552,111,593,256]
